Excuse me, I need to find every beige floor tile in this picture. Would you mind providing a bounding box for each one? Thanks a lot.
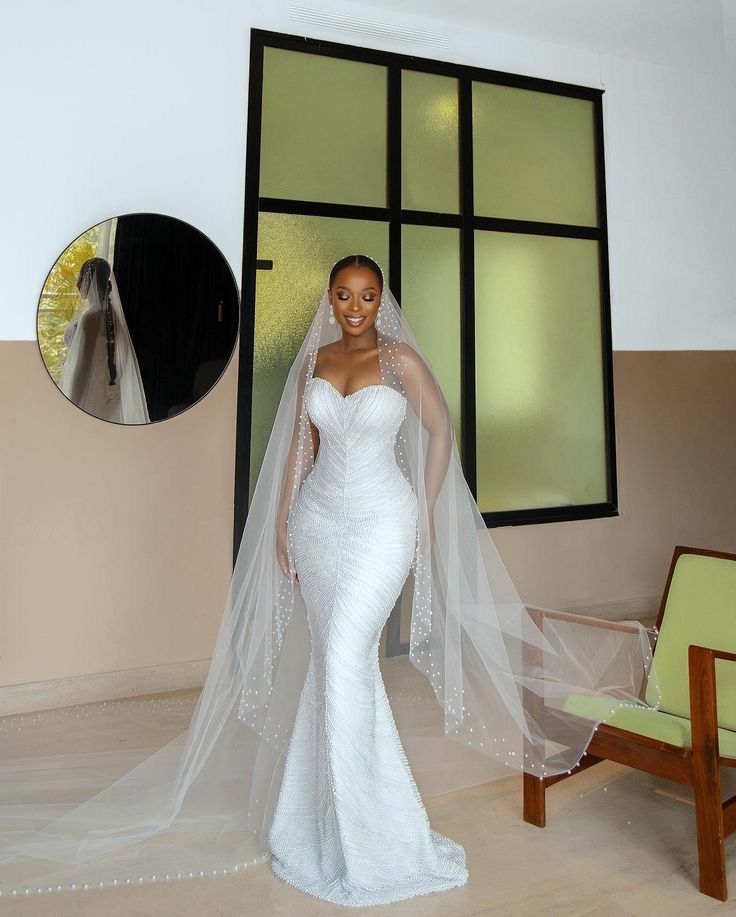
[1,658,733,916]
[2,761,733,915]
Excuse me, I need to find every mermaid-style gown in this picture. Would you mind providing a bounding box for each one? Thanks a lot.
[267,375,468,907]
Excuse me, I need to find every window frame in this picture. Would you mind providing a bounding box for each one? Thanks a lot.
[234,27,618,561]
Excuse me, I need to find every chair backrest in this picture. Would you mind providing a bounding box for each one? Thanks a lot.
[645,547,736,730]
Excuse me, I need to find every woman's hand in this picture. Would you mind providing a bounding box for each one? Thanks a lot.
[276,520,298,583]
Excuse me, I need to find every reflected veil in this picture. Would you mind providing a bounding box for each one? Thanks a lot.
[59,257,150,424]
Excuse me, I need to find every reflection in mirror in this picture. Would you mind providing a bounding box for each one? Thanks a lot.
[59,256,150,423]
[37,213,240,424]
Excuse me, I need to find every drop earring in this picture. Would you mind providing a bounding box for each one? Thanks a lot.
[328,302,335,325]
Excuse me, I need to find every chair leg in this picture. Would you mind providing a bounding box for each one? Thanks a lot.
[523,772,546,827]
[689,644,728,900]
[693,762,727,900]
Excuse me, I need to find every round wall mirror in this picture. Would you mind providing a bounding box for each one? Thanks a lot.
[36,213,240,424]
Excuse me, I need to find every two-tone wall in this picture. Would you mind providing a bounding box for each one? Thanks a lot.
[1,1,734,705]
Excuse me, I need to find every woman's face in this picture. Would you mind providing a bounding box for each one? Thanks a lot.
[329,265,382,337]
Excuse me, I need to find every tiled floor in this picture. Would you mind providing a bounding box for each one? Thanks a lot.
[2,634,734,916]
[2,741,734,914]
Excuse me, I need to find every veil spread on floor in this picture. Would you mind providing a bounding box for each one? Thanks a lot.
[0,257,659,899]
[59,258,150,424]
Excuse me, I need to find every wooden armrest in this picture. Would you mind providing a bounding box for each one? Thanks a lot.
[524,603,642,634]
[689,645,736,665]
[688,644,736,761]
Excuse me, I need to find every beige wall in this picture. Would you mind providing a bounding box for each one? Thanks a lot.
[492,350,736,608]
[1,345,734,689]
[0,342,239,687]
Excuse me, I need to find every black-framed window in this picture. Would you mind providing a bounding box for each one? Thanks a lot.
[233,28,618,560]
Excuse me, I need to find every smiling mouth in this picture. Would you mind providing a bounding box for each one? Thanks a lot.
[345,315,366,327]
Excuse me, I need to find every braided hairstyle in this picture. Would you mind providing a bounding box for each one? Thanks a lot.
[77,257,117,385]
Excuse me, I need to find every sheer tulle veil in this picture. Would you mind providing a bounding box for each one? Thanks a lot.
[0,254,659,899]
[59,258,150,424]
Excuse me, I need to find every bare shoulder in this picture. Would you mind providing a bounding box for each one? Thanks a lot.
[316,341,340,359]
[396,342,426,373]
[299,342,333,376]
[396,341,419,360]
[313,341,338,371]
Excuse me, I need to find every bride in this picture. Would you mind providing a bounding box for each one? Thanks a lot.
[0,253,657,906]
[268,255,465,904]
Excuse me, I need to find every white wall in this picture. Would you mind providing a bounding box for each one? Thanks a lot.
[0,0,734,346]
[1,1,733,692]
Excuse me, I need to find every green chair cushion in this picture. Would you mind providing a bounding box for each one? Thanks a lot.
[563,693,736,759]
[644,552,736,730]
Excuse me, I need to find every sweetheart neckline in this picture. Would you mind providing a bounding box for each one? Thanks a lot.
[309,375,405,402]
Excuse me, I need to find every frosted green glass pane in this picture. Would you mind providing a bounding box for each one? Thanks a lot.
[261,47,387,207]
[402,70,459,213]
[401,225,462,452]
[473,82,598,226]
[474,231,607,513]
[249,213,388,498]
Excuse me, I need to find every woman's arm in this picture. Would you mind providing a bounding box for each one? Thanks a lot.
[398,343,453,542]
[65,310,101,404]
[276,356,319,578]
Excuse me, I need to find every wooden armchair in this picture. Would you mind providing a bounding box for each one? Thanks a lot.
[523,545,736,901]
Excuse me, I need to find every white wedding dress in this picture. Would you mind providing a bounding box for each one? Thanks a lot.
[267,375,468,906]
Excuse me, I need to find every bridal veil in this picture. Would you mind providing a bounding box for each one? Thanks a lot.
[0,255,659,898]
[59,257,150,424]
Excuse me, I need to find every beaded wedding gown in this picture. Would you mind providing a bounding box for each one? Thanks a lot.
[267,375,468,906]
